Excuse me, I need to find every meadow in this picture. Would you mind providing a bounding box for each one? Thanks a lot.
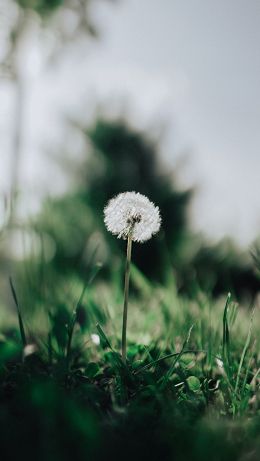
[1,119,259,461]
[1,1,259,458]
[0,242,259,461]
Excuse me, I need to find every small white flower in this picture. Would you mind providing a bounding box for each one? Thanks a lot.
[104,191,161,243]
[91,334,100,345]
[23,344,37,359]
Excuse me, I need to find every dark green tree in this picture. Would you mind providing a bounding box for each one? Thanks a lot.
[33,117,260,299]
[36,117,192,283]
[84,119,193,279]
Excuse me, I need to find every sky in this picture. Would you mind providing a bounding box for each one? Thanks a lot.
[1,0,260,246]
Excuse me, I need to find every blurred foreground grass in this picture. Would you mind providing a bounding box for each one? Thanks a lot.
[0,261,259,461]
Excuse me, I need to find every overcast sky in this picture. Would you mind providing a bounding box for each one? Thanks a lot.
[1,0,260,246]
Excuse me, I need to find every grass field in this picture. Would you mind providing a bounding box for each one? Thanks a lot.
[0,255,259,461]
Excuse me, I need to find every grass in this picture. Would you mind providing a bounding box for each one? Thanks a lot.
[0,260,259,461]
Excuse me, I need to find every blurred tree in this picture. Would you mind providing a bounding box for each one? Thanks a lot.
[34,117,260,300]
[35,117,192,282]
[85,119,193,279]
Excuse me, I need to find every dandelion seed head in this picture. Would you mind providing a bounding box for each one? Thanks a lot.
[104,191,161,243]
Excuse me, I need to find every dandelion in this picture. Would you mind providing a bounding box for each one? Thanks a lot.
[104,191,161,242]
[104,191,161,363]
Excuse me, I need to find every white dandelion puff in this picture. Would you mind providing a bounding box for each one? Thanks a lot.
[104,191,161,243]
[103,191,161,364]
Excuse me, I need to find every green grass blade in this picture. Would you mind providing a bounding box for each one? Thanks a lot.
[66,262,102,362]
[222,292,231,370]
[9,277,27,347]
[158,324,194,386]
[234,308,254,396]
[134,348,205,375]
[250,367,260,386]
[241,340,256,395]
[96,323,114,351]
[96,324,124,369]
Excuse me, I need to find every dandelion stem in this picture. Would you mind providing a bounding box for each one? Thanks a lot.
[122,233,132,364]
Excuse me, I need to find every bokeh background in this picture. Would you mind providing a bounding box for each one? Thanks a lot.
[1,0,260,305]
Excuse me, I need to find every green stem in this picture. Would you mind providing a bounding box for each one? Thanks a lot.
[122,233,132,363]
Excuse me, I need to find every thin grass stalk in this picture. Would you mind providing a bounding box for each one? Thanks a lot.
[234,308,254,398]
[222,292,231,372]
[135,349,205,375]
[66,284,87,363]
[9,277,27,347]
[122,233,132,363]
[241,339,256,394]
[66,261,102,365]
[161,324,194,385]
